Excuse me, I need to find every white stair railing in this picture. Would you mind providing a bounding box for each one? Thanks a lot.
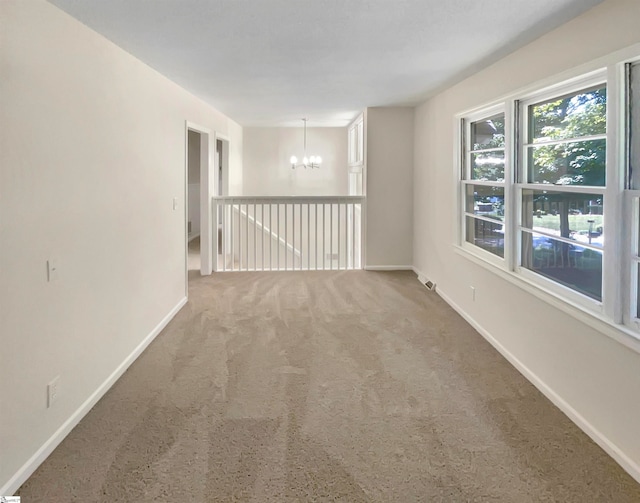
[213,196,365,272]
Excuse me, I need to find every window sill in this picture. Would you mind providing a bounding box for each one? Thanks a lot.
[453,244,640,356]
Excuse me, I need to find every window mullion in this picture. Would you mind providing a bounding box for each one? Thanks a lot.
[603,63,625,322]
[518,183,606,195]
[470,147,506,155]
[523,133,607,148]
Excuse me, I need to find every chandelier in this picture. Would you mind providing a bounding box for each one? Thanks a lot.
[290,118,322,169]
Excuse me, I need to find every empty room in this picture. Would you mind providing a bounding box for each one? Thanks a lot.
[2,0,640,501]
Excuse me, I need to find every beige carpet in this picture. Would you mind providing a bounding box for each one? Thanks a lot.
[188,236,201,272]
[18,271,640,502]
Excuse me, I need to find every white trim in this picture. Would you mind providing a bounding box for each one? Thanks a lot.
[517,73,609,316]
[454,47,640,338]
[462,211,505,226]
[515,265,604,313]
[457,105,509,263]
[626,194,640,326]
[0,297,188,496]
[364,265,414,271]
[212,195,366,203]
[523,133,607,148]
[186,121,212,278]
[462,180,506,187]
[348,113,364,167]
[460,240,505,267]
[434,286,640,486]
[453,244,640,354]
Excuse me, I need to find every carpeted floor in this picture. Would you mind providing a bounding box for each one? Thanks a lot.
[18,271,640,502]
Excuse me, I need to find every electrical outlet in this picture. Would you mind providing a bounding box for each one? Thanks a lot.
[470,286,476,301]
[47,376,60,408]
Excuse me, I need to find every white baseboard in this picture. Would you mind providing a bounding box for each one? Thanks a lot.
[364,265,414,271]
[436,287,640,486]
[0,297,188,496]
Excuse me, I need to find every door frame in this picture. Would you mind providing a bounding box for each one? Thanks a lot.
[185,122,212,289]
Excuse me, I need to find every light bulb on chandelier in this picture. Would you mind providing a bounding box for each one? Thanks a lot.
[290,119,322,169]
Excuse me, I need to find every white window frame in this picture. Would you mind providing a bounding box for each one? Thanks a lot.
[348,114,364,168]
[458,104,512,267]
[626,194,640,329]
[624,58,640,329]
[452,44,640,346]
[515,72,609,313]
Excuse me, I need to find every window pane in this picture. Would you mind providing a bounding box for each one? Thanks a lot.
[465,185,504,221]
[632,63,640,189]
[521,232,602,301]
[527,139,606,186]
[637,199,640,254]
[530,86,606,143]
[466,217,504,257]
[521,190,603,247]
[472,150,505,181]
[637,265,640,319]
[471,113,505,149]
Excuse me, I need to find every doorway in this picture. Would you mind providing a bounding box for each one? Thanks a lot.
[185,122,212,290]
[187,130,202,274]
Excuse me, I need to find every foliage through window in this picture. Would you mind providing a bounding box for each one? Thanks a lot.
[527,86,607,186]
[457,58,640,334]
[520,84,607,301]
[462,111,506,258]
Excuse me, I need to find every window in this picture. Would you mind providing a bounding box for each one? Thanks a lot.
[456,56,640,336]
[629,62,640,324]
[461,109,507,259]
[348,114,364,197]
[519,83,607,302]
[348,115,364,166]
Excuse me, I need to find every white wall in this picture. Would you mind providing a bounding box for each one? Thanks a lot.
[242,127,348,196]
[187,130,201,238]
[365,107,414,269]
[413,0,640,481]
[0,0,242,492]
[227,121,243,196]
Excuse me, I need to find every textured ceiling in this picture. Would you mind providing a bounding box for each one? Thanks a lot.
[49,0,603,126]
